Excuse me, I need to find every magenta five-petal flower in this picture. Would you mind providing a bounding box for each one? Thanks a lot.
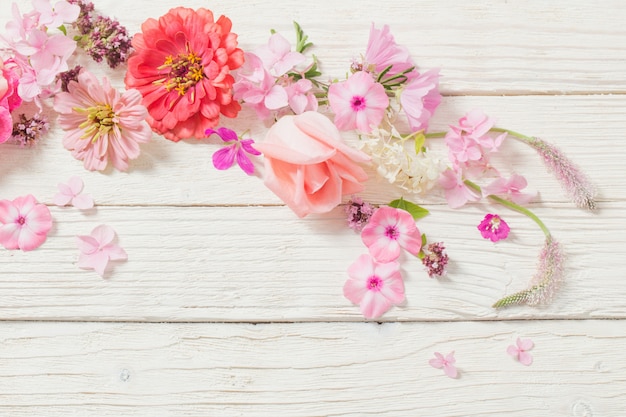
[53,176,94,209]
[507,337,534,366]
[76,224,127,277]
[429,351,458,378]
[361,206,422,262]
[0,194,52,251]
[206,127,262,176]
[477,213,510,242]
[343,253,405,319]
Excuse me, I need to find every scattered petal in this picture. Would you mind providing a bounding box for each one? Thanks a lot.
[507,337,534,366]
[429,351,458,378]
[76,224,127,278]
[54,176,94,209]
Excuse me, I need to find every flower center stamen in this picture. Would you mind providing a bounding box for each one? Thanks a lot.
[351,95,366,111]
[76,104,117,143]
[17,216,26,225]
[158,48,205,96]
[367,276,383,291]
[385,225,399,240]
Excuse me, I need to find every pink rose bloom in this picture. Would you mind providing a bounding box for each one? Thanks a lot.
[328,71,389,133]
[254,111,370,218]
[344,253,405,319]
[0,194,52,251]
[400,69,441,132]
[361,206,422,262]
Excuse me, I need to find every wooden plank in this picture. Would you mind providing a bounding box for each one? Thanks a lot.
[0,94,621,206]
[0,320,623,416]
[0,203,620,322]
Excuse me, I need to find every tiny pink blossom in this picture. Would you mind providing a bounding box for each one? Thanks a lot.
[0,194,52,251]
[33,0,80,29]
[438,168,480,209]
[254,32,305,76]
[344,253,405,319]
[361,206,422,262]
[76,224,127,277]
[507,337,534,366]
[429,351,458,378]
[400,69,441,132]
[53,176,94,209]
[206,127,261,176]
[363,23,416,80]
[284,78,318,115]
[482,174,537,205]
[328,71,389,133]
[477,213,510,242]
[445,109,505,167]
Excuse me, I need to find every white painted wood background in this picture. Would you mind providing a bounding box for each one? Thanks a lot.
[1,0,625,415]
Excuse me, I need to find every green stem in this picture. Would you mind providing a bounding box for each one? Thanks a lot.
[424,131,447,139]
[464,180,551,238]
[489,127,533,142]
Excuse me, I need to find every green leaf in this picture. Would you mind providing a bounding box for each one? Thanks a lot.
[58,25,67,36]
[413,132,426,154]
[388,197,430,220]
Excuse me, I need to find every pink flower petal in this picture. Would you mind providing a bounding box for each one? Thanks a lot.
[90,225,115,247]
[517,337,534,351]
[443,363,458,378]
[17,224,49,251]
[72,194,94,210]
[0,223,21,250]
[518,351,533,366]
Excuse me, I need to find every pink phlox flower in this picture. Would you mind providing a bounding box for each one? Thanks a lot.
[284,78,318,115]
[477,213,510,242]
[328,71,389,133]
[53,176,94,209]
[482,174,536,205]
[363,23,417,80]
[429,351,458,378]
[438,168,480,209]
[400,68,441,132]
[206,127,261,176]
[344,253,405,319]
[361,206,422,262]
[445,109,503,166]
[507,337,534,366]
[254,32,305,76]
[32,0,80,29]
[0,194,52,251]
[76,224,127,277]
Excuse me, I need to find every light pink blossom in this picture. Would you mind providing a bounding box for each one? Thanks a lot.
[400,69,441,132]
[438,168,480,209]
[53,176,94,209]
[284,78,318,115]
[32,0,80,29]
[482,174,536,205]
[363,23,416,80]
[254,32,304,76]
[477,213,510,242]
[445,109,505,167]
[76,224,127,277]
[360,206,422,262]
[328,71,389,133]
[429,351,458,378]
[344,253,405,319]
[507,337,534,366]
[0,194,52,251]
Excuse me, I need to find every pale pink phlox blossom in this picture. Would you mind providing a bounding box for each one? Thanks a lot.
[284,78,318,115]
[477,213,510,242]
[364,23,417,80]
[328,71,389,133]
[445,109,505,167]
[400,68,441,133]
[361,206,422,262]
[482,174,536,205]
[0,194,52,251]
[76,224,127,277]
[429,351,458,378]
[32,0,80,29]
[206,127,261,176]
[53,176,94,209]
[507,337,534,366]
[438,168,481,209]
[254,32,305,77]
[344,253,405,319]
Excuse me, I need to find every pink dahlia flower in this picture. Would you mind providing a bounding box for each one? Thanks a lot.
[125,7,244,141]
[0,194,52,251]
[53,70,152,171]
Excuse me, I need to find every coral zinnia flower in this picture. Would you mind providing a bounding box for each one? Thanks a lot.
[125,7,244,141]
[54,70,152,171]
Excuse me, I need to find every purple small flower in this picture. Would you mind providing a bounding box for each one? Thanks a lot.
[11,114,50,147]
[206,127,261,175]
[421,242,449,278]
[345,196,377,231]
[477,213,510,242]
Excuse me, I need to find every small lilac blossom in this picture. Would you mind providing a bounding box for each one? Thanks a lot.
[482,174,536,205]
[361,206,421,262]
[328,71,389,133]
[254,32,304,76]
[11,113,49,146]
[206,127,261,176]
[429,351,458,378]
[507,337,534,366]
[33,0,80,29]
[53,176,94,209]
[76,224,127,277]
[421,242,449,278]
[345,196,377,232]
[284,78,318,115]
[477,213,510,242]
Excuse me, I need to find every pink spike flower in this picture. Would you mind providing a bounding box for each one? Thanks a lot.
[0,194,52,251]
[361,206,422,262]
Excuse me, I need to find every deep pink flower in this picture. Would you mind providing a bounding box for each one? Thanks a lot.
[482,174,536,205]
[477,213,510,242]
[76,224,127,277]
[53,176,94,209]
[361,206,422,262]
[53,70,152,171]
[400,69,441,132]
[328,71,389,133]
[344,253,405,319]
[363,23,416,80]
[507,337,534,366]
[206,127,261,175]
[438,168,480,209]
[0,194,52,251]
[429,351,458,378]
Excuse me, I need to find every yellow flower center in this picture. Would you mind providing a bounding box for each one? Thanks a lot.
[76,104,117,143]
[157,48,205,96]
